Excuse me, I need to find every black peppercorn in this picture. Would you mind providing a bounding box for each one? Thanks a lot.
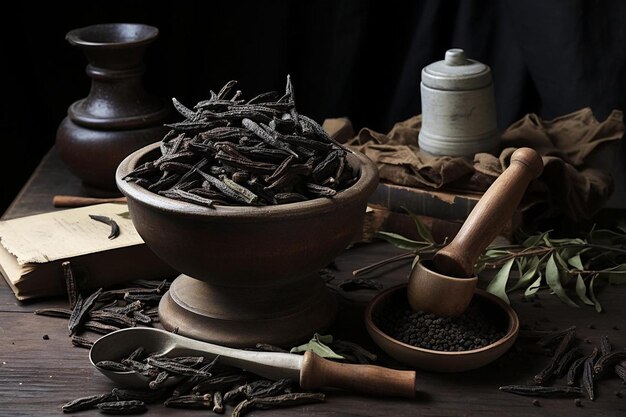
[373,293,506,352]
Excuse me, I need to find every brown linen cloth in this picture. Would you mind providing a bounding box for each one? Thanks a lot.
[342,108,624,221]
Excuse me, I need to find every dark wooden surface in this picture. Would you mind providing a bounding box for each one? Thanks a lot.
[1,148,626,416]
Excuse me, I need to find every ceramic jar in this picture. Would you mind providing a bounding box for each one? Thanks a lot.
[418,49,499,157]
[56,23,169,194]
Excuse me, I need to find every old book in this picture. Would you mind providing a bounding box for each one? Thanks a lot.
[356,205,464,244]
[369,182,484,220]
[0,203,175,300]
[368,182,525,233]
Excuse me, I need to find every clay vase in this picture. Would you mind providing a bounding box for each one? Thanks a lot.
[56,23,169,194]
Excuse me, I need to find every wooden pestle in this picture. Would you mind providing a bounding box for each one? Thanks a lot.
[432,147,543,278]
[408,147,543,316]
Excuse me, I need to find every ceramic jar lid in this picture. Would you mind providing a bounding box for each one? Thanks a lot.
[421,49,492,91]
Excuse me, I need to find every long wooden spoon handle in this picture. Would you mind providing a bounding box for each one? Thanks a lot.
[299,351,416,398]
[53,195,127,207]
[433,147,543,277]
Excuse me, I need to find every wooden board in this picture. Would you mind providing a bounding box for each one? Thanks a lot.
[2,241,626,416]
[1,148,626,416]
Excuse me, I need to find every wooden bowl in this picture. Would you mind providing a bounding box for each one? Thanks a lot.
[365,284,519,372]
[116,142,379,347]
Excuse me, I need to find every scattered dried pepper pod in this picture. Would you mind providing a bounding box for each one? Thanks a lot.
[96,400,147,414]
[593,351,626,377]
[62,393,114,413]
[111,388,167,404]
[213,390,225,414]
[164,393,212,409]
[534,328,576,385]
[89,215,121,239]
[231,392,326,417]
[62,261,78,309]
[96,361,130,372]
[582,347,600,401]
[499,385,584,398]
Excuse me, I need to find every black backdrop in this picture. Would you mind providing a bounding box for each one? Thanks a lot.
[2,0,626,213]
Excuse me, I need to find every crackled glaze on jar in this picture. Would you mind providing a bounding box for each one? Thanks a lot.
[418,49,499,157]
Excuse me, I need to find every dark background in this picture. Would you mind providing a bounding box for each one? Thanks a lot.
[2,0,626,214]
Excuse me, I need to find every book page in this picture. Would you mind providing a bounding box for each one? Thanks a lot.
[0,204,143,265]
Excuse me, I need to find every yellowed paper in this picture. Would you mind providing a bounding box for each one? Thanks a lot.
[0,204,143,265]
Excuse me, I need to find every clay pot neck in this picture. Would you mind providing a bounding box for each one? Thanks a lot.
[66,23,158,68]
[65,23,168,130]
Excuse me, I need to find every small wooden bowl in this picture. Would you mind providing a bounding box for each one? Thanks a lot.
[365,284,519,372]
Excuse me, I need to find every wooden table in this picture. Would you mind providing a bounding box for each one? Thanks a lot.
[1,148,625,416]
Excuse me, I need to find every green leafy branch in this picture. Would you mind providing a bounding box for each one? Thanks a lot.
[373,212,626,312]
[477,229,626,311]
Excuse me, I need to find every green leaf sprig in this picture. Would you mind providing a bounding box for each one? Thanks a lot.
[374,213,626,311]
[475,227,626,310]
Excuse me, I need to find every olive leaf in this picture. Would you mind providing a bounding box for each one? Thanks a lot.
[376,231,427,251]
[567,254,584,270]
[476,249,511,274]
[555,250,578,288]
[522,230,551,248]
[542,233,553,247]
[554,250,570,272]
[402,206,434,243]
[550,237,585,245]
[517,256,528,272]
[545,253,579,308]
[117,211,131,219]
[524,274,543,297]
[575,274,595,306]
[589,273,602,313]
[289,333,343,360]
[486,258,514,304]
[483,249,511,258]
[509,256,540,292]
[558,248,580,263]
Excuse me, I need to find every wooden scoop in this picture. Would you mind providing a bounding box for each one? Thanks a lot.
[90,327,417,398]
[407,147,543,316]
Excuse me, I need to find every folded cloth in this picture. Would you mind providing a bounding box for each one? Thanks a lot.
[343,108,624,221]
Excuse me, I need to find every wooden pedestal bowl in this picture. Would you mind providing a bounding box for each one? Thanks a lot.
[365,284,519,372]
[116,142,378,348]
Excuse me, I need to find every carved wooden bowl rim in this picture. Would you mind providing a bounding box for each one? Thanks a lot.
[116,142,379,221]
